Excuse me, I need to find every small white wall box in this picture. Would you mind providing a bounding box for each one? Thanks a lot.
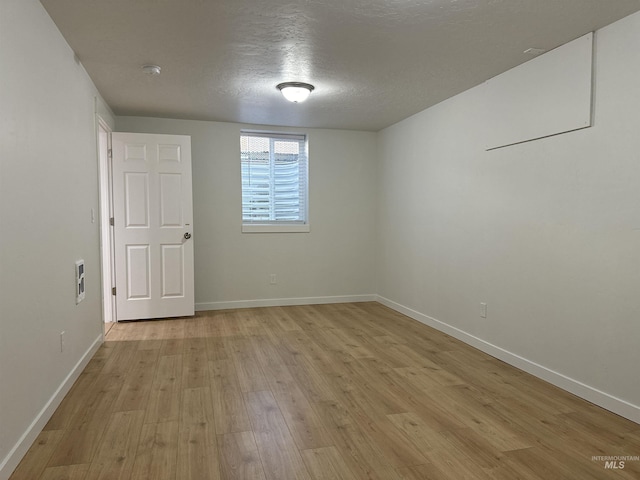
[75,259,85,304]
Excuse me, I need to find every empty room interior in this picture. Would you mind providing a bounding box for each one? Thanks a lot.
[2,0,640,479]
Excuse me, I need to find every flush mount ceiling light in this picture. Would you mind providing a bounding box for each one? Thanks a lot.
[141,64,161,75]
[277,82,315,103]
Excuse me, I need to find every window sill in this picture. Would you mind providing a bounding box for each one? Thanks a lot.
[242,224,310,233]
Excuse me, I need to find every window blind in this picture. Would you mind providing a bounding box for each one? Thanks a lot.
[241,132,308,224]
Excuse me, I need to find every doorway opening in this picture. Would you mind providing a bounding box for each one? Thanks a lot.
[97,115,116,334]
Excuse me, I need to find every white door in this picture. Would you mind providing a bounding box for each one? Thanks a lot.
[112,133,194,321]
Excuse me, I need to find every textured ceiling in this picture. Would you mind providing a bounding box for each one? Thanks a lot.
[41,0,640,131]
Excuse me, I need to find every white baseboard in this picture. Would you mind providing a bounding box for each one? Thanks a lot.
[196,294,377,311]
[0,334,103,480]
[376,295,640,424]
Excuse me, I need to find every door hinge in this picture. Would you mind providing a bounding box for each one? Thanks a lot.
[109,217,114,226]
[112,287,116,296]
[107,148,112,159]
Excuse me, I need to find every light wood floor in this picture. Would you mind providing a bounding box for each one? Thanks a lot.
[10,302,639,480]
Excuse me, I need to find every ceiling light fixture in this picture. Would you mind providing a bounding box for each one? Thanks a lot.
[277,82,315,103]
[142,64,162,75]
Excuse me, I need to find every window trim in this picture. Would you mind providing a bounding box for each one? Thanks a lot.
[241,223,311,233]
[240,130,310,234]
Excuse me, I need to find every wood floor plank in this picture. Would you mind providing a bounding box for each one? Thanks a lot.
[524,414,640,478]
[112,348,159,412]
[39,464,90,480]
[44,371,101,431]
[103,323,127,342]
[183,316,207,341]
[47,373,125,467]
[225,336,271,393]
[217,431,267,480]
[350,411,430,469]
[145,355,183,424]
[285,330,353,380]
[232,309,267,337]
[322,304,390,338]
[159,321,186,356]
[182,350,209,389]
[286,305,336,330]
[267,334,304,367]
[263,306,304,334]
[249,335,333,450]
[348,357,468,433]
[313,400,406,480]
[159,337,184,356]
[202,311,227,337]
[248,335,297,385]
[386,412,445,453]
[245,390,312,480]
[177,387,221,480]
[85,410,145,480]
[311,327,374,360]
[270,378,334,450]
[209,359,252,434]
[100,340,140,375]
[393,365,465,391]
[438,427,507,469]
[83,344,114,374]
[130,421,179,480]
[301,446,358,480]
[397,462,452,480]
[9,430,65,480]
[424,386,532,452]
[422,448,495,480]
[504,446,600,480]
[283,358,338,404]
[324,356,408,418]
[503,371,589,414]
[46,419,108,468]
[136,320,165,350]
[320,414,401,480]
[206,336,230,361]
[197,311,234,337]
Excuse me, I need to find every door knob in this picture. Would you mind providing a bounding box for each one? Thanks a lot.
[184,232,192,240]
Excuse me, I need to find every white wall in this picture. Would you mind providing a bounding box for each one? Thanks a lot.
[376,12,640,421]
[116,117,378,309]
[0,1,112,477]
[2,4,639,477]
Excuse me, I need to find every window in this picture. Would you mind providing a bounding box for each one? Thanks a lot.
[241,131,309,232]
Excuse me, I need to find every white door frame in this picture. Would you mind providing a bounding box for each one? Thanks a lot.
[97,115,116,328]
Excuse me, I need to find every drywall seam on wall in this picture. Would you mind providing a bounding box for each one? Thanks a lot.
[196,294,377,311]
[377,296,640,423]
[0,335,103,480]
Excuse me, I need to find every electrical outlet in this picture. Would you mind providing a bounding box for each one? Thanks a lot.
[60,331,65,352]
[480,302,487,318]
[269,274,277,285]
